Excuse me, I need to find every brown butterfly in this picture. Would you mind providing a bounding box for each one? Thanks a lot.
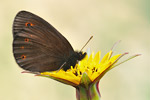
[13,11,86,72]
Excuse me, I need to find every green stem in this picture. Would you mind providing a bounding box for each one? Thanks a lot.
[76,81,101,100]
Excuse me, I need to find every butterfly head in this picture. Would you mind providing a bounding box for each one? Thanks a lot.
[77,52,86,60]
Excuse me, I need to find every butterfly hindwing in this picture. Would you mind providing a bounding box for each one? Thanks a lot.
[13,11,75,72]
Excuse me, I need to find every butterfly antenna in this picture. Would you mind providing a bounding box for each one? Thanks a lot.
[80,36,93,51]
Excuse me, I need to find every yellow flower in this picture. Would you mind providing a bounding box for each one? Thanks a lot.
[32,47,140,100]
[39,50,134,87]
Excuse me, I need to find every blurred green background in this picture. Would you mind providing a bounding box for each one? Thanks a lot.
[0,0,149,100]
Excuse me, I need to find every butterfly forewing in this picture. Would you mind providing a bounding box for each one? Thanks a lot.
[13,11,75,72]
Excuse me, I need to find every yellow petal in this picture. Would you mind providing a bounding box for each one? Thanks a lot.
[94,51,101,64]
[100,50,112,64]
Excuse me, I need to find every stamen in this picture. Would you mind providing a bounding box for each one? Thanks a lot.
[74,71,78,76]
[80,71,82,75]
[95,68,98,72]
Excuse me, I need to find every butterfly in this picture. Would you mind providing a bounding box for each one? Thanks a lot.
[12,11,87,72]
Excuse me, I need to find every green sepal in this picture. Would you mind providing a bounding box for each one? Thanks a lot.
[80,72,92,89]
